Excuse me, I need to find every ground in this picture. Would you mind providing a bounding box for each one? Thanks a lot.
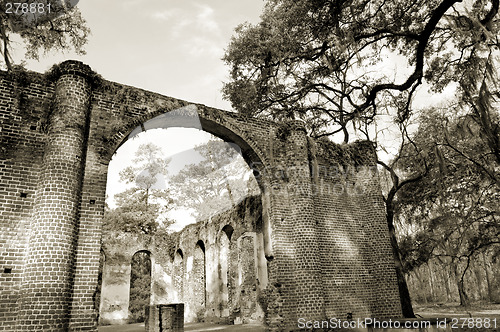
[98,322,266,332]
[414,303,500,319]
[97,304,500,332]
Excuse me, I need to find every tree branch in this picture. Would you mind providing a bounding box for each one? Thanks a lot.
[356,0,463,113]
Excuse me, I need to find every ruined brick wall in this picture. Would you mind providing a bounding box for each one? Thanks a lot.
[310,139,401,320]
[99,195,266,325]
[0,70,54,331]
[172,195,266,324]
[0,60,402,331]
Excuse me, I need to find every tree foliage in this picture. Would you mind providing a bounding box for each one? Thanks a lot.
[223,0,499,141]
[103,143,173,235]
[395,108,500,306]
[170,139,259,222]
[0,0,89,70]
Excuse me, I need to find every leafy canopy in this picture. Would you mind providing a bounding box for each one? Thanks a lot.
[0,0,89,70]
[223,0,499,141]
[103,143,173,235]
[396,108,499,273]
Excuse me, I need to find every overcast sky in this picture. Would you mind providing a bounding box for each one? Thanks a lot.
[16,0,264,110]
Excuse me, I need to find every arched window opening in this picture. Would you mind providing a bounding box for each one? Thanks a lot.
[196,240,206,254]
[219,229,231,318]
[192,240,207,321]
[128,250,151,323]
[221,225,234,242]
[175,249,184,261]
[174,249,184,301]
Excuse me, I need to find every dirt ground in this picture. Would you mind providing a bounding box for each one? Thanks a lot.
[98,322,266,332]
[414,302,500,319]
[98,304,500,332]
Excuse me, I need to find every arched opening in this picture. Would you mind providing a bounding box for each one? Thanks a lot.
[99,106,269,328]
[174,249,184,302]
[112,106,267,195]
[190,240,206,321]
[128,250,151,323]
[221,225,234,241]
[218,226,232,318]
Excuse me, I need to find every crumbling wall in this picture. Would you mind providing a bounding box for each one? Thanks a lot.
[0,61,402,332]
[311,139,401,319]
[99,195,266,325]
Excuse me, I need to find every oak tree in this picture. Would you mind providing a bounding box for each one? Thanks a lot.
[223,0,499,139]
[396,108,500,306]
[0,0,89,70]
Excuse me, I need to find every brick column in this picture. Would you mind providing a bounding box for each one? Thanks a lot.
[285,121,325,321]
[18,61,92,331]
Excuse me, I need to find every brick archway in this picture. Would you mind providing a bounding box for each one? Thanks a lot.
[0,61,402,331]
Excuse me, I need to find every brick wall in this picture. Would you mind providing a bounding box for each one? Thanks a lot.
[0,60,402,331]
[311,139,401,320]
[0,69,53,331]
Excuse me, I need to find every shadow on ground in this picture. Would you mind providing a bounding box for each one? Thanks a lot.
[414,303,500,319]
[98,305,500,332]
[98,322,267,332]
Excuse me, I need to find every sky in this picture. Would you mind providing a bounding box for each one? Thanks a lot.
[10,0,266,231]
[14,0,265,110]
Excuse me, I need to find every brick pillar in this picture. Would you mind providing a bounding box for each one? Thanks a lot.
[285,121,325,321]
[18,61,92,331]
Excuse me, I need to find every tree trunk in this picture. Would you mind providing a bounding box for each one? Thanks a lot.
[413,268,428,304]
[427,262,436,302]
[0,24,13,71]
[482,251,493,302]
[441,263,452,302]
[457,279,469,306]
[453,262,469,307]
[473,262,483,301]
[386,204,415,317]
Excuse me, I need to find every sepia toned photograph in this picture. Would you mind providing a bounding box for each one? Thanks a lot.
[0,0,499,331]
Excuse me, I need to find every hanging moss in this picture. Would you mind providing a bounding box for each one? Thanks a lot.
[275,123,290,141]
